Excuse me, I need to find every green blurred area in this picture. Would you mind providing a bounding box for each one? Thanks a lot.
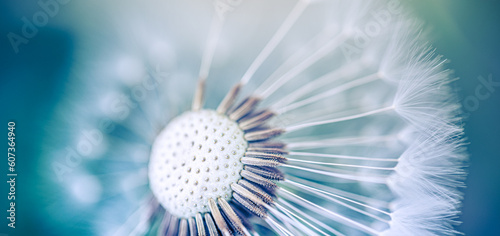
[408,1,500,235]
[1,0,499,235]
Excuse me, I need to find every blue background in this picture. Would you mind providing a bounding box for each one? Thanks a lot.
[1,0,499,235]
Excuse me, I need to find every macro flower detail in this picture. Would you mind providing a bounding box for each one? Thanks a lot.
[54,0,467,235]
[149,88,289,235]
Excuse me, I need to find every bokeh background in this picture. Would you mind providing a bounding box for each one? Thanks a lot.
[1,0,499,235]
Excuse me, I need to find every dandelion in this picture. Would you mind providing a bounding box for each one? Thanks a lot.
[54,0,466,235]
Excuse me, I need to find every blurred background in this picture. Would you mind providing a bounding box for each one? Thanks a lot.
[1,0,499,235]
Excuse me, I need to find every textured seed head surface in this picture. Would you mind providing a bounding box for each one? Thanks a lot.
[148,110,247,218]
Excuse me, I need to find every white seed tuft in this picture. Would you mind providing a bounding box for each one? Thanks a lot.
[148,110,247,218]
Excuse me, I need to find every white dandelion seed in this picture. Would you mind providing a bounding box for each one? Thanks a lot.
[54,0,466,235]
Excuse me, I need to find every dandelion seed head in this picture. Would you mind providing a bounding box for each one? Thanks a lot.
[148,109,246,218]
[52,1,467,235]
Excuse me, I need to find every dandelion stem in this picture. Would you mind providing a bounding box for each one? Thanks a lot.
[271,61,362,109]
[284,179,392,218]
[113,196,157,236]
[253,28,339,98]
[279,188,381,235]
[285,106,394,132]
[286,135,397,150]
[267,203,322,236]
[198,14,225,81]
[277,72,380,114]
[285,176,391,209]
[192,77,205,111]
[240,0,311,85]
[289,151,399,162]
[265,216,295,236]
[194,11,227,111]
[258,33,348,99]
[287,158,395,170]
[273,202,328,236]
[283,164,388,183]
[275,199,344,236]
